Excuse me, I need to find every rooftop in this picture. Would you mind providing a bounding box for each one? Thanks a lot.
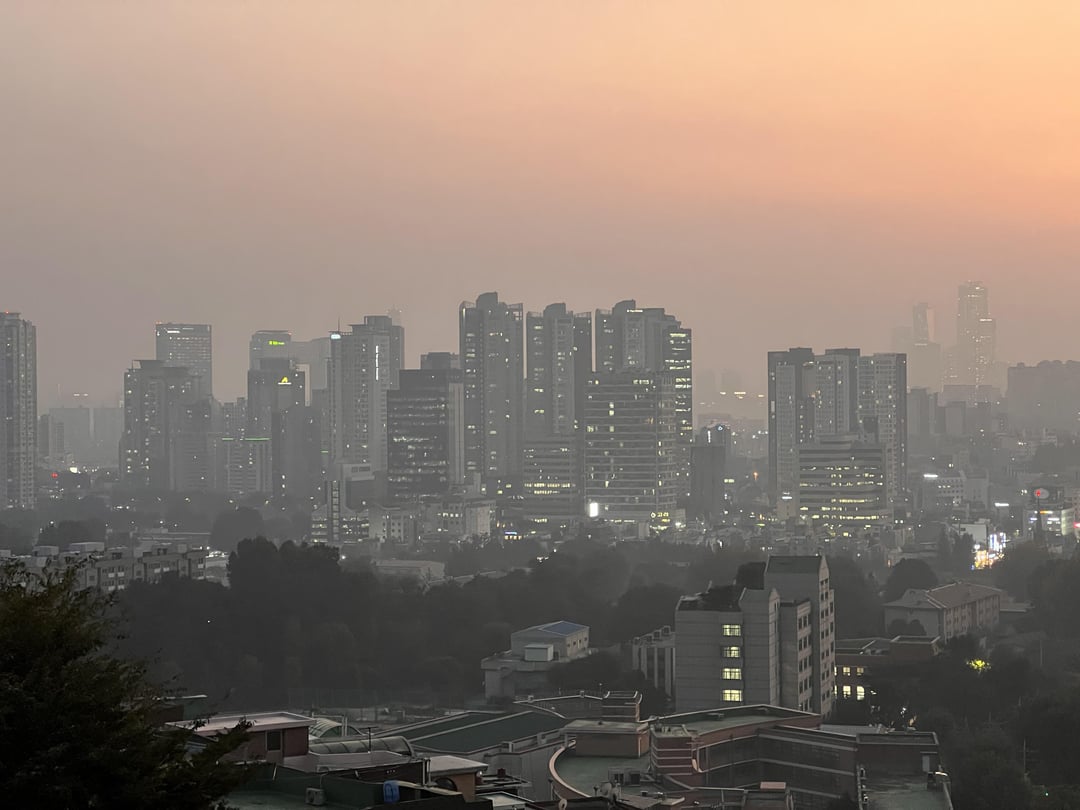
[522,621,589,637]
[553,751,652,797]
[869,774,952,810]
[764,555,824,575]
[885,581,1003,610]
[677,585,744,612]
[386,710,570,754]
[651,705,817,737]
[176,711,313,736]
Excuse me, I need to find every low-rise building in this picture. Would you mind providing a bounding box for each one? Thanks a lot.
[834,636,943,704]
[482,621,591,700]
[883,582,1002,641]
[19,542,208,592]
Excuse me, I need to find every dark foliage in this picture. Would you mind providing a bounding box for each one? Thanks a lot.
[0,560,251,809]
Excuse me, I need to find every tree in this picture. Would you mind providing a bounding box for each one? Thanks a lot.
[827,555,883,637]
[0,560,252,809]
[994,542,1051,601]
[882,558,939,603]
[951,532,975,574]
[210,507,266,554]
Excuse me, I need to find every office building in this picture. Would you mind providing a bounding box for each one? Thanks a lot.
[328,316,404,473]
[155,323,212,397]
[813,348,860,437]
[522,303,591,522]
[247,358,315,498]
[797,436,890,537]
[215,436,273,495]
[857,353,907,504]
[0,313,37,509]
[689,423,728,522]
[595,300,692,484]
[583,371,678,531]
[953,282,995,387]
[120,360,204,490]
[421,352,460,371]
[386,368,464,502]
[292,336,331,393]
[459,293,524,482]
[767,348,816,499]
[525,303,592,439]
[249,330,292,370]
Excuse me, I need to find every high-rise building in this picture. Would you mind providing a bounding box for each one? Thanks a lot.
[120,360,204,490]
[954,282,995,386]
[813,348,860,437]
[421,352,460,371]
[594,300,692,482]
[155,323,212,397]
[767,348,816,498]
[522,304,592,523]
[0,313,37,509]
[249,330,292,370]
[247,358,315,498]
[460,293,524,482]
[857,353,907,503]
[583,371,678,530]
[764,555,836,717]
[526,304,592,439]
[328,316,404,473]
[797,435,889,537]
[689,424,729,522]
[386,368,464,502]
[292,337,332,393]
[1008,361,1080,433]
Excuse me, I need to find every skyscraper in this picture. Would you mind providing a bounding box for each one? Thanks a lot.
[955,282,995,386]
[857,353,908,503]
[120,360,203,490]
[767,348,816,498]
[386,368,464,502]
[249,330,292,370]
[460,293,524,482]
[156,323,213,397]
[813,348,860,437]
[328,316,404,473]
[525,304,592,439]
[0,313,37,509]
[594,300,692,484]
[583,371,678,530]
[247,357,314,497]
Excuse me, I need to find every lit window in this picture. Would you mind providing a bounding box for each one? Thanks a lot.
[722,668,742,680]
[722,646,741,658]
[842,685,852,698]
[722,689,743,702]
[842,666,851,676]
[722,624,741,637]
[856,686,866,701]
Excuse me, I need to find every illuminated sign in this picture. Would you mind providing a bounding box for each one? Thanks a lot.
[278,375,291,385]
[1035,488,1049,500]
[267,340,286,346]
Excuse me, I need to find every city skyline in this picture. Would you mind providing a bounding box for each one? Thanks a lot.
[5,3,1080,405]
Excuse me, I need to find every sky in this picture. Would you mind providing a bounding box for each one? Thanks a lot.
[3,2,1080,407]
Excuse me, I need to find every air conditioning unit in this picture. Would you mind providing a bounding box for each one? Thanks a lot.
[305,787,326,806]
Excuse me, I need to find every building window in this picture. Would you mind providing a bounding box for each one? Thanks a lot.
[856,666,865,676]
[856,686,866,701]
[722,689,743,702]
[842,666,851,676]
[722,624,741,637]
[266,730,282,751]
[722,646,741,658]
[722,668,742,680]
[842,685,852,698]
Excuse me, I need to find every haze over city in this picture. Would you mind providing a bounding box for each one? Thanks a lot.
[4,2,1080,404]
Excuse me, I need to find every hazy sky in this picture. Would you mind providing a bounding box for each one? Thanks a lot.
[3,2,1080,406]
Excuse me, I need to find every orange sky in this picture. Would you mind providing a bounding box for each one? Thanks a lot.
[2,2,1080,403]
